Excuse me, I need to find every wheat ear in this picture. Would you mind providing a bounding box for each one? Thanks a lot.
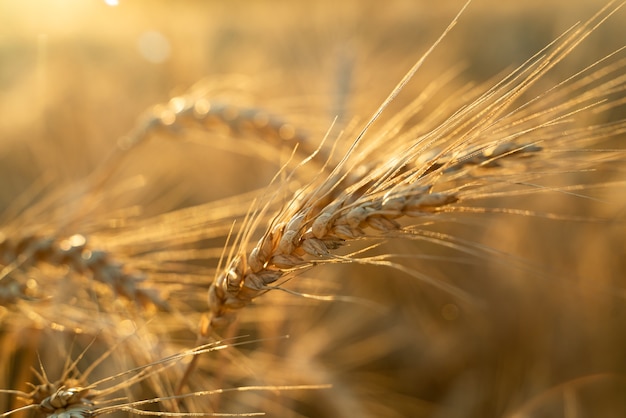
[117,94,318,158]
[204,1,626,333]
[0,232,168,310]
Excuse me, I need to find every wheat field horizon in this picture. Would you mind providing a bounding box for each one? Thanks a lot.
[1,1,626,417]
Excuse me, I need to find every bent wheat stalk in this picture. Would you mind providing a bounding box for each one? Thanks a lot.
[204,1,626,334]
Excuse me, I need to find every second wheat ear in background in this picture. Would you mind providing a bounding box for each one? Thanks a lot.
[203,1,626,334]
[0,233,168,310]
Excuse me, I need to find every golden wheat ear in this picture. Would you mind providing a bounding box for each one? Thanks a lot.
[203,0,626,334]
[123,95,308,149]
[93,92,325,189]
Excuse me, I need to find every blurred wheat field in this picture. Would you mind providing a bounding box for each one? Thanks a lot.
[1,0,626,417]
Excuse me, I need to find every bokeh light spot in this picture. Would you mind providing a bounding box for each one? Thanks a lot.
[137,31,171,64]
